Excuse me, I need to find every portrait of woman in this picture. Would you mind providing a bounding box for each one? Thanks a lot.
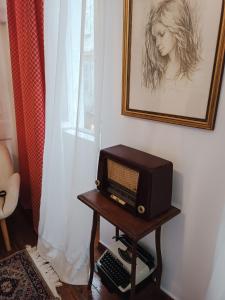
[122,0,224,128]
[143,0,201,90]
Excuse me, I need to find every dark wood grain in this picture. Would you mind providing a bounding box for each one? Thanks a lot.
[78,189,181,241]
[130,241,137,300]
[89,211,98,288]
[155,227,162,287]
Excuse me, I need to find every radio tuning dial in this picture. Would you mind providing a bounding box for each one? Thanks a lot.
[137,205,145,214]
[95,179,100,187]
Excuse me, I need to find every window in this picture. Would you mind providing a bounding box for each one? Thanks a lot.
[79,0,94,133]
[63,0,95,137]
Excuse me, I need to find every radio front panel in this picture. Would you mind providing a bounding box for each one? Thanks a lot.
[107,159,139,194]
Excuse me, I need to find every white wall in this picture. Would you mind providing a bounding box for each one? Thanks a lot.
[99,1,225,299]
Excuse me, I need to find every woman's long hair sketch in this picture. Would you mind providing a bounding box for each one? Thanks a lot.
[143,0,201,90]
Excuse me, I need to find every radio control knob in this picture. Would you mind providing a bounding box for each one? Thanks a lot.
[95,179,100,187]
[137,205,145,214]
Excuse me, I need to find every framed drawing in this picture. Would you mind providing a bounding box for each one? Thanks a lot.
[122,0,225,129]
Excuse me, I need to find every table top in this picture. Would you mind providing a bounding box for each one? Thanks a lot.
[78,189,181,241]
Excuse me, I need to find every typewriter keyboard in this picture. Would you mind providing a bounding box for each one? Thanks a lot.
[99,251,130,288]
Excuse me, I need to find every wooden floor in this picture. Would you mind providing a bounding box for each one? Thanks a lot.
[0,206,173,300]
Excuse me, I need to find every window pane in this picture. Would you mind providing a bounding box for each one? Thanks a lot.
[79,56,94,132]
[84,0,94,52]
[79,0,95,133]
[65,0,95,135]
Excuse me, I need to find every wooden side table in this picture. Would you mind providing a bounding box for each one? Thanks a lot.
[78,189,181,300]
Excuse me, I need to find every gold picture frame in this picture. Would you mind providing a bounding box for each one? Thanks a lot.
[122,0,225,129]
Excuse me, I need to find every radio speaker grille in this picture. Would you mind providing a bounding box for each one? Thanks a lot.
[107,159,139,193]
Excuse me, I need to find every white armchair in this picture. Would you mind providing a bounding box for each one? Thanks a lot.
[0,143,20,251]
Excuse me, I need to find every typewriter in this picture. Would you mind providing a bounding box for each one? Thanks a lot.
[96,235,155,293]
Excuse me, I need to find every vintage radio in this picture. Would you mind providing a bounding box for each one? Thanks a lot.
[96,145,173,220]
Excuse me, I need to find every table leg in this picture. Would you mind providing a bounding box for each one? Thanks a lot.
[115,227,119,241]
[88,211,98,288]
[155,226,162,287]
[130,240,137,300]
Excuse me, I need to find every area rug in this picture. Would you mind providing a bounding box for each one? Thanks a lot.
[0,247,61,299]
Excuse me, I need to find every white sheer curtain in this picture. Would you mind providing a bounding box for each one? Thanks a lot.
[38,0,104,284]
[0,0,7,24]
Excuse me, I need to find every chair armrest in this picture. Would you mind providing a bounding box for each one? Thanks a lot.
[2,173,20,218]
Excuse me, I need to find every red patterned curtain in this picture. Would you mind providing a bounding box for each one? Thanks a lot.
[7,0,45,232]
